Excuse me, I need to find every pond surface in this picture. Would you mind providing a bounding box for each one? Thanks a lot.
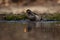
[0,21,60,40]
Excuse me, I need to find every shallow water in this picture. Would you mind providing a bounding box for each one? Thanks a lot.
[0,21,60,40]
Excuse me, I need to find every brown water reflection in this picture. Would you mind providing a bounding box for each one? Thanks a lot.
[0,21,60,40]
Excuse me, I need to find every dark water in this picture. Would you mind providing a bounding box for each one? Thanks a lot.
[0,21,60,40]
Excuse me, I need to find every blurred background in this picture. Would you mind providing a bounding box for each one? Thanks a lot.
[0,0,60,6]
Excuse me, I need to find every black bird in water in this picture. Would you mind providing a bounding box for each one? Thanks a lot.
[26,9,40,21]
[26,9,40,32]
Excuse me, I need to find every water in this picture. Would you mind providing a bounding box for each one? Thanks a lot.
[0,20,60,40]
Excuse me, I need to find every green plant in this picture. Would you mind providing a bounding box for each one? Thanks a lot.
[4,14,28,20]
[5,15,15,20]
[44,13,60,21]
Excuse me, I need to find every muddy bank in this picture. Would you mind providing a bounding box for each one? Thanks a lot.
[0,6,60,14]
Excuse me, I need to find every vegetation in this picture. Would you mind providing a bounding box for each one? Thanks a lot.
[1,12,60,21]
[44,13,60,21]
[4,13,27,21]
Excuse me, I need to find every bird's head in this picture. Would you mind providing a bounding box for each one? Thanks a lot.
[26,9,32,13]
